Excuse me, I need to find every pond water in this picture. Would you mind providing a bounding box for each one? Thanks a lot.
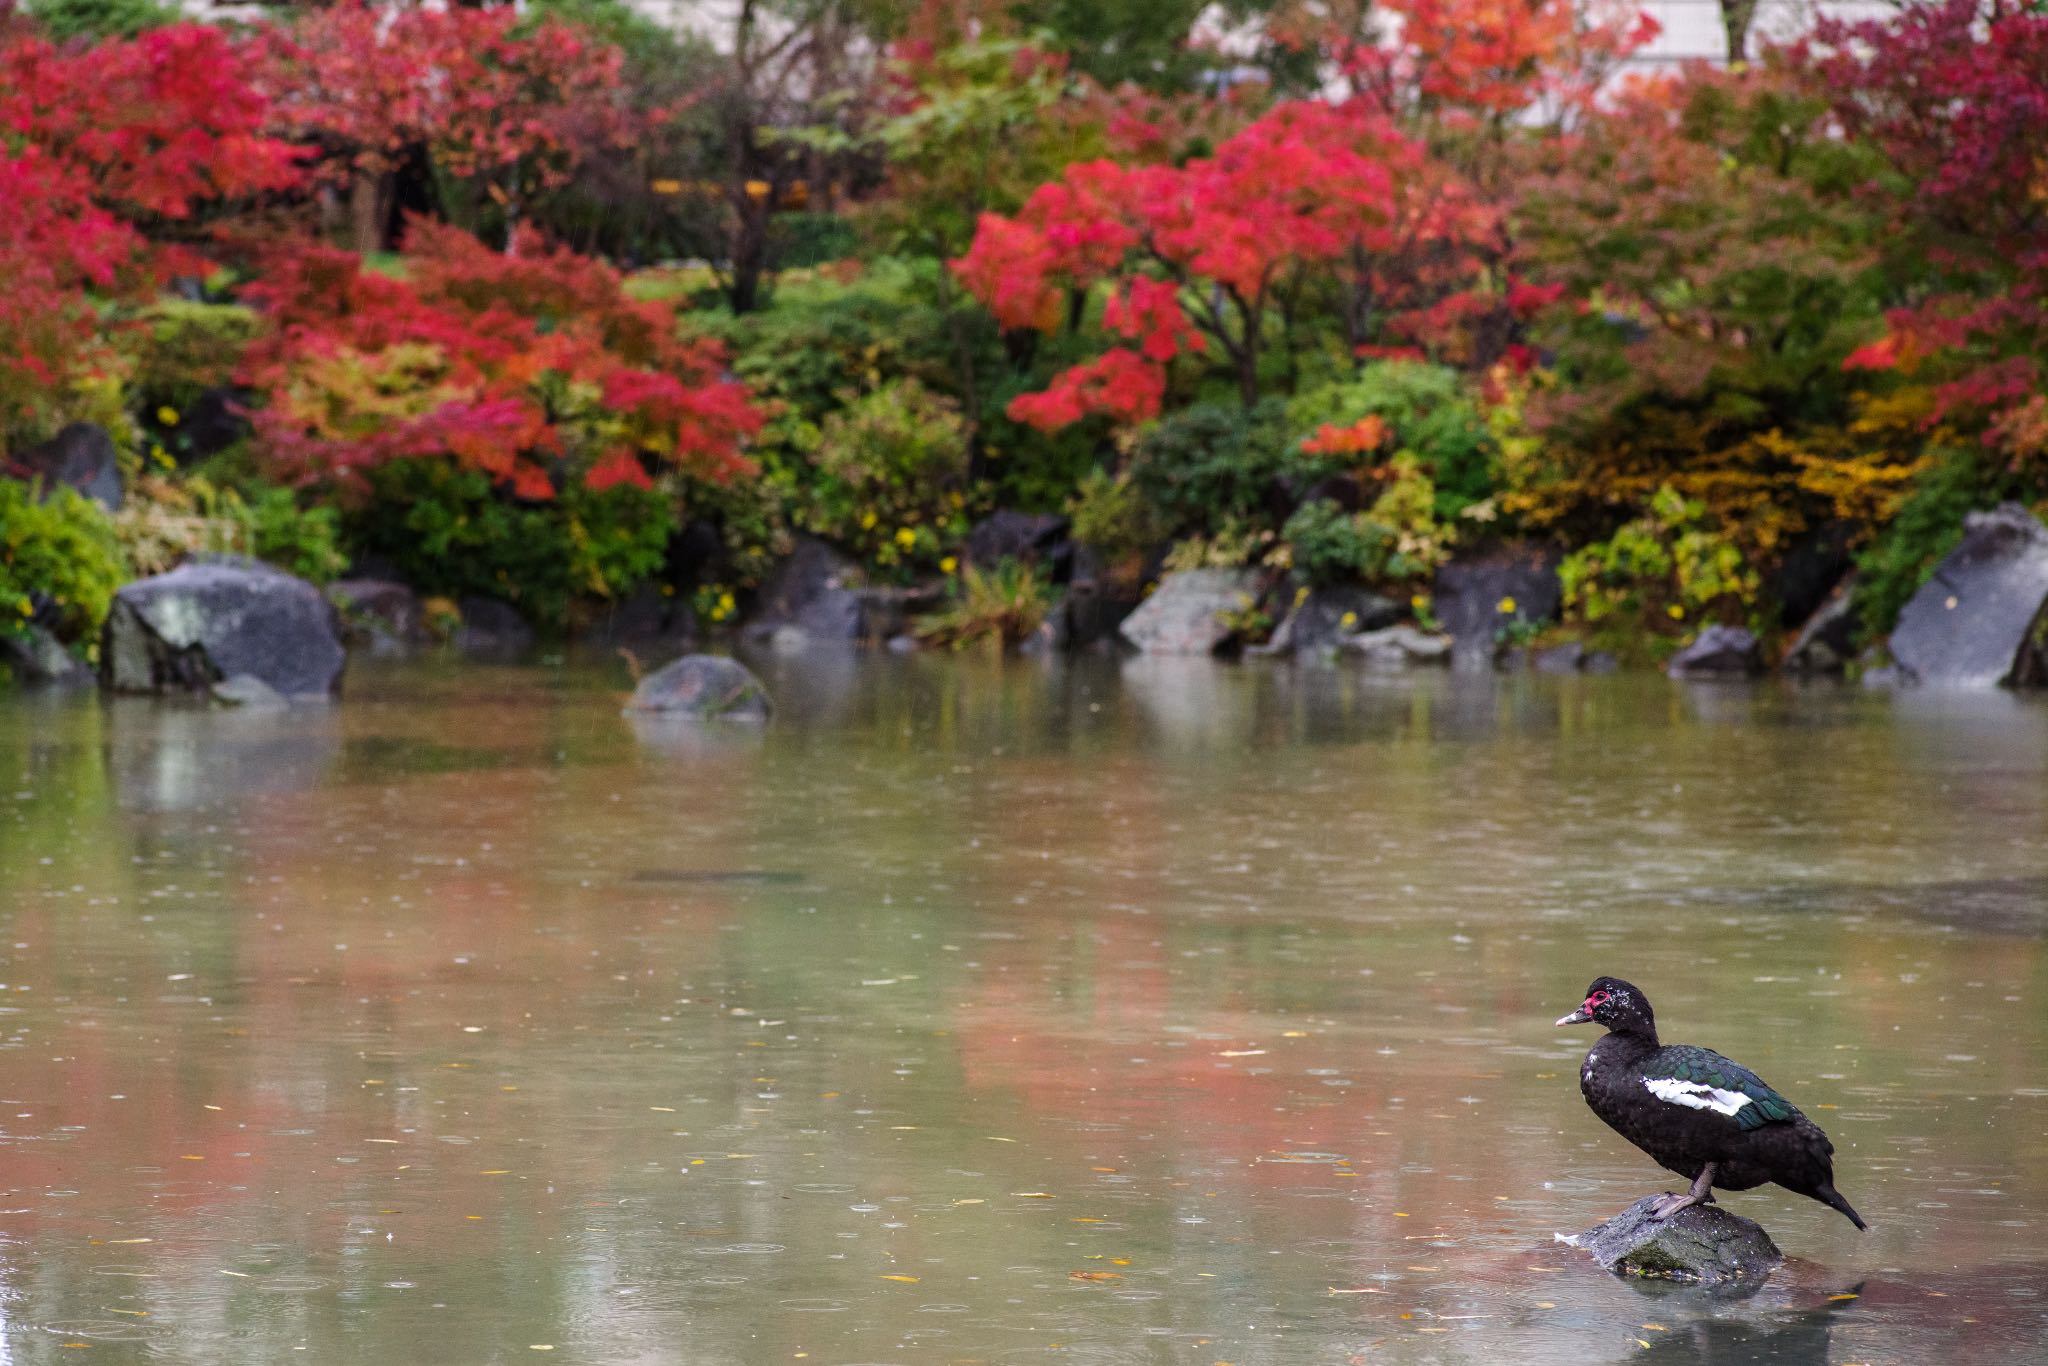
[1,655,2045,1364]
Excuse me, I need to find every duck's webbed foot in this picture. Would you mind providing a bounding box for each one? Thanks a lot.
[1649,1165,1716,1220]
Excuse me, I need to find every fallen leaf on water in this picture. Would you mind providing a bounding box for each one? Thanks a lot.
[104,1309,148,1318]
[1643,1323,1668,1331]
[1012,1192,1054,1198]
[219,1271,250,1278]
[880,1274,920,1283]
[1069,1271,1121,1281]
[1635,1341,1651,1350]
[105,1239,152,1245]
[952,1198,984,1205]
[1283,1030,1308,1037]
[1829,1293,1860,1302]
[1535,1301,1555,1309]
[1071,1217,1105,1223]
[1328,1287,1387,1295]
[480,1170,512,1176]
[1218,1050,1265,1057]
[986,1136,1017,1143]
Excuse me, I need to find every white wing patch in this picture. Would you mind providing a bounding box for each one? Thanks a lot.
[1644,1076,1752,1117]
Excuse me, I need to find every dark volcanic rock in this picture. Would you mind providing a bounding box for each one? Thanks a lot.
[752,535,864,640]
[103,556,345,699]
[624,654,770,721]
[1261,585,1401,657]
[1782,576,1860,674]
[1668,624,1762,678]
[329,578,429,657]
[578,584,696,649]
[1564,1196,1783,1285]
[1433,543,1563,671]
[1532,641,1585,674]
[1888,503,2048,687]
[0,624,93,688]
[10,423,122,509]
[965,510,1070,578]
[455,597,534,659]
[1118,569,1263,655]
[1769,522,1855,631]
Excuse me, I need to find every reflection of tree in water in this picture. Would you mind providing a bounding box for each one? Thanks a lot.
[1633,1282,1862,1365]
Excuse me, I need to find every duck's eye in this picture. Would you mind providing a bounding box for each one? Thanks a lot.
[1588,990,1610,1008]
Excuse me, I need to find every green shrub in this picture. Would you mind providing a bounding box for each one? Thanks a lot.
[914,558,1055,650]
[1287,361,1498,518]
[1,481,128,655]
[114,475,346,584]
[24,0,178,42]
[1067,467,1161,565]
[1853,449,1987,638]
[1129,398,1301,538]
[344,460,674,628]
[1281,499,1395,587]
[797,378,973,579]
[1559,485,1758,648]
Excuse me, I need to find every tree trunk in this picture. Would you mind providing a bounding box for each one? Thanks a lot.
[348,171,394,255]
[1722,0,1761,62]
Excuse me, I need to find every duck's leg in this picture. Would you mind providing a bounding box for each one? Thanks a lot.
[1649,1164,1716,1220]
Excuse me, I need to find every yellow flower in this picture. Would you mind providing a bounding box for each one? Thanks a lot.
[1496,595,1518,614]
[939,556,958,575]
[1340,611,1358,628]
[1667,604,1685,620]
[858,510,878,530]
[150,444,173,468]
[894,527,916,550]
[1410,593,1429,611]
[156,405,179,426]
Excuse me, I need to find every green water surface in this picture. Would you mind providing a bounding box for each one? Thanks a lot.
[1,655,2043,1363]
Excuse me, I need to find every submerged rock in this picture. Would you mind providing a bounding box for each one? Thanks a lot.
[1668,624,1762,678]
[625,654,770,721]
[103,556,345,699]
[1888,503,2048,687]
[454,597,534,660]
[1562,1196,1783,1285]
[1340,623,1453,669]
[1118,569,1263,655]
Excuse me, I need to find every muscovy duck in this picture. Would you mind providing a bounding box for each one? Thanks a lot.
[1557,976,1866,1230]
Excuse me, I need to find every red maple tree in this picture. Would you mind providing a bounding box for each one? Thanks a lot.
[241,220,761,501]
[254,1,640,253]
[0,23,301,443]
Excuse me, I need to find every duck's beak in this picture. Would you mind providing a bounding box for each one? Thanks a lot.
[1555,1004,1593,1026]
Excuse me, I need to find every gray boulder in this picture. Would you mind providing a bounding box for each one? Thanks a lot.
[9,423,122,509]
[0,624,94,688]
[1118,569,1264,655]
[624,654,770,721]
[1433,543,1563,671]
[103,556,345,699]
[1533,641,1585,674]
[1782,576,1860,674]
[1340,623,1453,669]
[1561,1196,1783,1285]
[1888,504,2048,687]
[1260,585,1401,657]
[1669,624,1762,678]
[751,535,864,640]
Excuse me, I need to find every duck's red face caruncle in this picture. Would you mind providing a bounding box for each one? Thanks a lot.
[1555,978,1636,1027]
